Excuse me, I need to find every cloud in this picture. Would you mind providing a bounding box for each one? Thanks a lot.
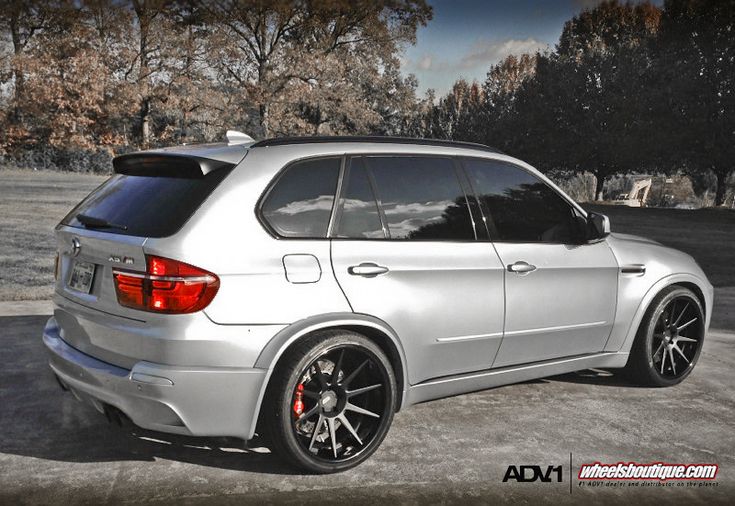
[407,37,548,77]
[417,54,433,70]
[383,200,454,216]
[268,195,334,215]
[459,38,548,70]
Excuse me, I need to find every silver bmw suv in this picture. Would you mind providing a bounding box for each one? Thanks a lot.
[43,135,713,473]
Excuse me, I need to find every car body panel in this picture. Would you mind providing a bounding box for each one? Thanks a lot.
[43,139,714,443]
[331,241,505,384]
[52,292,286,369]
[407,351,629,405]
[491,240,619,367]
[55,226,147,319]
[602,233,713,353]
[44,318,266,439]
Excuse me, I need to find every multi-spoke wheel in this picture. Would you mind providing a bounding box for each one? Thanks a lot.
[626,286,705,387]
[262,330,396,473]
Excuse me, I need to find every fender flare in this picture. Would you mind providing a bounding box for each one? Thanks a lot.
[246,312,409,440]
[617,273,713,354]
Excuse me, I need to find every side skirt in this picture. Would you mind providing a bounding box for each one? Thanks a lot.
[405,352,629,406]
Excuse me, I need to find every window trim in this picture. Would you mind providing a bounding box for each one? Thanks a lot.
[452,158,485,241]
[255,154,344,240]
[328,156,389,239]
[458,156,588,245]
[255,152,588,244]
[330,153,480,243]
[362,157,393,239]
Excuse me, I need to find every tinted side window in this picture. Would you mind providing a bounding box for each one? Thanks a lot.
[261,158,340,238]
[464,158,584,243]
[336,158,385,239]
[366,156,475,240]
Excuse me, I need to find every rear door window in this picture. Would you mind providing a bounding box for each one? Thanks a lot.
[361,156,475,240]
[61,168,232,238]
[260,157,341,238]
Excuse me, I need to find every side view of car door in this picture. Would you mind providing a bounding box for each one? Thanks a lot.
[330,155,506,385]
[461,158,620,368]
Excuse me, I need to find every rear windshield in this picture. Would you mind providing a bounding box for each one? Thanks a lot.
[61,169,232,238]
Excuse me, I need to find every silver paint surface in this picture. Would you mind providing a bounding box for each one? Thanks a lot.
[44,140,714,440]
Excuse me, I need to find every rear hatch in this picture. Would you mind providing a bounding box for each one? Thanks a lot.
[53,148,241,364]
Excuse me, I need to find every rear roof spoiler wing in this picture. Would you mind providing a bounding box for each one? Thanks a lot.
[112,153,235,178]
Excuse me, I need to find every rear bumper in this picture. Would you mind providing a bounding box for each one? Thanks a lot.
[43,317,267,440]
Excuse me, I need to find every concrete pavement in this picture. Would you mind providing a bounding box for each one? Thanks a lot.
[0,315,733,505]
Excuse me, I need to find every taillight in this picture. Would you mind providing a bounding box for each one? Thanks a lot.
[113,255,219,314]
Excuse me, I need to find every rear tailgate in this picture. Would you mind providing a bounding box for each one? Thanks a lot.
[55,226,147,318]
[52,148,241,366]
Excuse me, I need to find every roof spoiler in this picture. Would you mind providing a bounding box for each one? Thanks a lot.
[112,153,235,178]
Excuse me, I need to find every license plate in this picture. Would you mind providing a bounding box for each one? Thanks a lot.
[68,261,96,294]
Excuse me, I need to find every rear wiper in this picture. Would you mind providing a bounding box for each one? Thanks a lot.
[76,214,128,231]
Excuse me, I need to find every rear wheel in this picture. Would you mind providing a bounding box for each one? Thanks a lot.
[262,330,396,473]
[625,286,705,387]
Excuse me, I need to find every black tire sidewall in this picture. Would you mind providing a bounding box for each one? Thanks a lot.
[267,331,397,473]
[635,287,705,387]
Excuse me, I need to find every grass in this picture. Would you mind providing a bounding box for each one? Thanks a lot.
[0,169,107,301]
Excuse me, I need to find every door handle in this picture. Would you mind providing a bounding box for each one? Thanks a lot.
[508,261,537,274]
[348,262,389,278]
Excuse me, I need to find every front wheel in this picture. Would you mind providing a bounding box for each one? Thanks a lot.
[625,286,705,387]
[262,330,397,473]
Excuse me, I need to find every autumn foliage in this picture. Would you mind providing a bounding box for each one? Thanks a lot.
[0,0,431,170]
[0,1,732,205]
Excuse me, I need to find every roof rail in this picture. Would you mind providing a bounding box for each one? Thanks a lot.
[250,136,503,154]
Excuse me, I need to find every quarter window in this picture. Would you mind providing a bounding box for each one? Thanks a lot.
[261,158,340,238]
[463,158,585,243]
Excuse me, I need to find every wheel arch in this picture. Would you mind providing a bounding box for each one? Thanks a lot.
[618,273,713,355]
[247,313,409,440]
[677,281,707,316]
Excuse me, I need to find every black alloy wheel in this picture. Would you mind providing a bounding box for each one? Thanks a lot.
[626,286,705,387]
[263,330,396,473]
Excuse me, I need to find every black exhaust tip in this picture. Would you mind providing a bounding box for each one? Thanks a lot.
[103,405,129,427]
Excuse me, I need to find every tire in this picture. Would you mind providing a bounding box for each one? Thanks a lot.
[625,285,705,387]
[261,330,397,473]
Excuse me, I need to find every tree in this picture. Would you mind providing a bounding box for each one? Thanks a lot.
[18,3,108,149]
[204,0,431,137]
[656,0,735,205]
[0,0,51,119]
[129,0,170,147]
[478,53,538,152]
[517,1,662,200]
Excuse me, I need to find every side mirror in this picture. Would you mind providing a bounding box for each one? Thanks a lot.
[587,212,611,240]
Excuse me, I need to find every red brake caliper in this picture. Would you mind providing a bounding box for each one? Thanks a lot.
[293,383,305,417]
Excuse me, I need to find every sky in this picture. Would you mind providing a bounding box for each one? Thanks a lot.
[402,0,663,97]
